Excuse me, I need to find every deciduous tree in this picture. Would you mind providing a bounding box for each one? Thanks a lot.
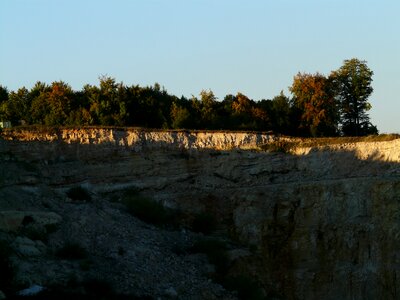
[330,58,376,136]
[290,72,338,136]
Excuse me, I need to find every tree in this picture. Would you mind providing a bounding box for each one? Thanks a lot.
[260,91,291,134]
[0,85,8,104]
[0,85,9,121]
[230,92,268,130]
[229,93,251,129]
[199,89,218,128]
[290,72,339,136]
[83,83,101,125]
[98,76,119,125]
[330,58,377,136]
[7,87,31,124]
[44,81,74,125]
[29,82,51,125]
[170,102,192,129]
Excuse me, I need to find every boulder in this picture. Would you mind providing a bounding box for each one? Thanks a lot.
[17,285,45,296]
[13,236,42,257]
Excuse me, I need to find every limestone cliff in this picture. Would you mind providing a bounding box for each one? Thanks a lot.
[1,128,400,299]
[0,127,273,150]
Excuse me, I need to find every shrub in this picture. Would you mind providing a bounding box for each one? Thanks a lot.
[117,246,126,256]
[45,223,59,234]
[191,238,230,275]
[20,215,49,242]
[22,215,34,226]
[82,278,114,298]
[66,186,92,201]
[191,238,226,256]
[0,240,14,294]
[223,275,264,300]
[261,140,296,154]
[125,196,167,224]
[191,212,217,234]
[20,226,48,242]
[122,187,140,197]
[56,242,88,260]
[79,259,93,271]
[123,193,178,227]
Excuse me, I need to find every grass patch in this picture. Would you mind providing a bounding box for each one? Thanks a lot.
[293,134,400,147]
[260,134,400,154]
[56,242,88,260]
[66,186,92,202]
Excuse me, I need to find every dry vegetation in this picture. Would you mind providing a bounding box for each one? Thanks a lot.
[260,134,400,154]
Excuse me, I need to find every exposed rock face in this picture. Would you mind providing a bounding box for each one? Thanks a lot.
[1,128,400,299]
[0,128,273,150]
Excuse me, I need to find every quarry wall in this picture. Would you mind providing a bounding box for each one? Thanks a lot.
[2,128,400,299]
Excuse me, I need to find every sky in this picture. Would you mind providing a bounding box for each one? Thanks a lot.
[0,0,399,133]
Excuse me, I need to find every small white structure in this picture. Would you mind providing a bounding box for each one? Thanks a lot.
[0,121,11,128]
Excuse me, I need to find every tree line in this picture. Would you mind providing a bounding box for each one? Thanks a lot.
[0,58,377,136]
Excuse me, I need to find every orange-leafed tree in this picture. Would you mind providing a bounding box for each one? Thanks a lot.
[45,81,74,125]
[290,72,339,136]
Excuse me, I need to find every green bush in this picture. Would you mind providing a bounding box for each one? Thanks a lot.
[117,246,126,256]
[45,223,59,234]
[56,242,88,260]
[20,215,50,242]
[123,193,178,227]
[0,240,14,294]
[191,238,226,253]
[223,275,264,300]
[0,241,15,294]
[82,278,114,298]
[79,259,93,271]
[21,226,48,242]
[124,196,167,224]
[191,238,230,275]
[66,186,92,201]
[191,212,217,234]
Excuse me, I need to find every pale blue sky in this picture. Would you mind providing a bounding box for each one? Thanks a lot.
[1,0,399,133]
